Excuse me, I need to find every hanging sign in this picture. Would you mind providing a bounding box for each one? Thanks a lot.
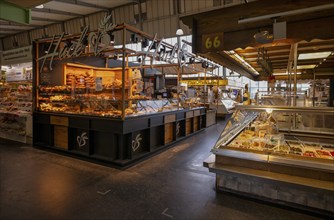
[180,79,228,86]
[38,14,116,74]
[201,32,224,53]
[138,34,191,68]
[1,46,32,65]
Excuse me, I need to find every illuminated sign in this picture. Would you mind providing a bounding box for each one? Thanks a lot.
[39,14,115,73]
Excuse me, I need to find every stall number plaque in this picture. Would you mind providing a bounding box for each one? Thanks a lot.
[202,33,224,53]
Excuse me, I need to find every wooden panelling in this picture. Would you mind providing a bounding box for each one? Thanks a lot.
[164,123,174,144]
[186,111,194,118]
[193,116,199,131]
[50,116,69,126]
[185,118,192,135]
[54,125,68,149]
[194,110,200,116]
[165,114,176,123]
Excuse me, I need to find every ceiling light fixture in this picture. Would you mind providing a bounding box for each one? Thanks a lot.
[298,51,331,60]
[297,65,316,69]
[35,4,44,9]
[226,50,260,75]
[273,72,301,76]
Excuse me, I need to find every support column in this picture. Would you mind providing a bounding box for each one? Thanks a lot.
[329,79,334,107]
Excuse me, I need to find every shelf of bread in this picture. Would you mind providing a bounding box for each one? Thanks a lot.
[63,63,131,89]
[0,82,32,116]
[0,82,32,142]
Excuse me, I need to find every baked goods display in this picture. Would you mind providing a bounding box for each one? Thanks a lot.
[66,72,95,88]
[0,82,32,137]
[0,83,32,114]
[226,114,334,160]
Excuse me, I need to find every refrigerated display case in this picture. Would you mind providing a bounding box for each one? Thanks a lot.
[205,105,334,214]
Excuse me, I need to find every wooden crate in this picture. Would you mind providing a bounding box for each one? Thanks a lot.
[54,125,68,150]
[164,123,174,144]
[185,118,192,135]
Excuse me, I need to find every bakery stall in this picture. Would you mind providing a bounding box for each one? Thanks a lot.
[205,105,334,214]
[0,46,33,143]
[33,22,209,167]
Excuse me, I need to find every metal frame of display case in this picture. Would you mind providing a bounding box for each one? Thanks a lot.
[206,105,334,215]
[32,21,211,168]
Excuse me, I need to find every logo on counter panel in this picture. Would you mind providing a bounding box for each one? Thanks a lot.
[77,132,89,148]
[132,134,142,152]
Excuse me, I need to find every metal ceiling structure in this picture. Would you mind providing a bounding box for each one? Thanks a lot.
[0,0,137,38]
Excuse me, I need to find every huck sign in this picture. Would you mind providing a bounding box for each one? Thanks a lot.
[38,14,115,73]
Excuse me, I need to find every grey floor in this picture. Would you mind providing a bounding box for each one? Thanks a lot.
[0,119,324,220]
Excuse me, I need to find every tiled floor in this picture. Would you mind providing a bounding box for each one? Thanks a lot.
[0,119,325,220]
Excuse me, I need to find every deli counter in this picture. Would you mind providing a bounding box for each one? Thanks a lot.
[205,105,334,214]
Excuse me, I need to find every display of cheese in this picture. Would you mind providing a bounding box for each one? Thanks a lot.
[226,115,334,160]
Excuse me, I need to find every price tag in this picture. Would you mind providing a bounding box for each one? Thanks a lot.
[202,33,224,52]
[95,77,103,91]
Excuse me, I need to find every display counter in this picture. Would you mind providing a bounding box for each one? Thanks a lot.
[33,62,207,167]
[205,105,334,214]
[34,107,206,167]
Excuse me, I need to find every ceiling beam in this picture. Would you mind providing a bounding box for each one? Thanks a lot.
[32,17,61,23]
[0,23,41,29]
[0,27,32,32]
[32,8,83,17]
[0,1,31,25]
[238,3,334,24]
[54,0,110,10]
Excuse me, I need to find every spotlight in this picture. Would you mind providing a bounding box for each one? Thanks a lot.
[160,45,166,53]
[141,38,149,48]
[82,36,88,45]
[130,33,138,43]
[137,57,142,63]
[151,41,157,50]
[189,57,195,64]
[108,31,115,42]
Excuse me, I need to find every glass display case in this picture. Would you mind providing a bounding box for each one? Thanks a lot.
[207,105,334,213]
[213,105,334,163]
[36,63,181,118]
